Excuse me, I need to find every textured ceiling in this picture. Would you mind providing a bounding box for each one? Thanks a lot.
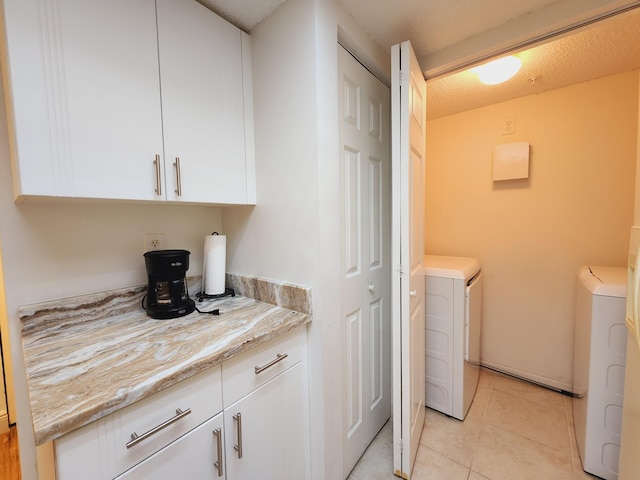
[197,0,640,120]
[334,0,564,56]
[427,8,640,119]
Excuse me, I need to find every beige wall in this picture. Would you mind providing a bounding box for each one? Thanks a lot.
[425,70,639,390]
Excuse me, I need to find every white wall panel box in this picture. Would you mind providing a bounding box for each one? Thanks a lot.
[492,141,530,181]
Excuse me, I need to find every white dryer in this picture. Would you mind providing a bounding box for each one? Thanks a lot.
[424,255,482,420]
[573,266,627,480]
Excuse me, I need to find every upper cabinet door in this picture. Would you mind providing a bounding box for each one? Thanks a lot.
[2,0,165,201]
[156,0,255,205]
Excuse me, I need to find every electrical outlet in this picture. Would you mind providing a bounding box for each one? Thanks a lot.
[502,117,516,135]
[144,233,165,252]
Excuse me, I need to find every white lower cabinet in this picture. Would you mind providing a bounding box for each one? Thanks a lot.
[224,362,309,479]
[115,412,225,479]
[52,327,308,479]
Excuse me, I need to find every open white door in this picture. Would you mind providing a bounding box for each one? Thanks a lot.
[391,40,426,478]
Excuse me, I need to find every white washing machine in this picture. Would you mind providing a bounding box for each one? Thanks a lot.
[424,255,482,420]
[573,266,627,480]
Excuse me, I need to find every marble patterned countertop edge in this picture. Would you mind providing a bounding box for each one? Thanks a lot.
[20,274,312,445]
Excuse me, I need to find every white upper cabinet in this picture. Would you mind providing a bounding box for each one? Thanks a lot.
[1,0,164,201]
[157,0,255,204]
[0,0,256,204]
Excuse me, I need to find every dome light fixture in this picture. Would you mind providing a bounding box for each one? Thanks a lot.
[472,56,522,85]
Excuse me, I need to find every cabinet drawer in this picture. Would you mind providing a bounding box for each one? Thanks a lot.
[55,365,222,480]
[115,412,224,480]
[222,326,307,407]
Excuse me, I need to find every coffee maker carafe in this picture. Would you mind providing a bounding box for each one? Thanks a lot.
[143,249,196,319]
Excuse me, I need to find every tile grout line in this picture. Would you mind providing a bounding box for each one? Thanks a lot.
[563,394,585,478]
[469,377,493,480]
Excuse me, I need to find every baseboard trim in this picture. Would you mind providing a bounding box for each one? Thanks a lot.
[480,361,574,395]
[0,410,8,435]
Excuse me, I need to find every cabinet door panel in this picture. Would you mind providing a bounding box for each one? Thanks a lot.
[224,363,309,480]
[115,413,224,480]
[156,0,248,204]
[3,0,164,200]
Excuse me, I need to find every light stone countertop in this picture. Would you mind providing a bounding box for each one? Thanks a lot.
[20,279,311,446]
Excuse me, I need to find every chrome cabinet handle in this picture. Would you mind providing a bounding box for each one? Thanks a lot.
[213,428,223,476]
[368,284,375,293]
[154,154,162,196]
[174,157,182,196]
[410,290,417,297]
[254,353,288,374]
[233,413,243,459]
[126,407,191,449]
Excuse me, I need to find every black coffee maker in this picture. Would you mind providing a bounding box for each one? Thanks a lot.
[143,249,196,319]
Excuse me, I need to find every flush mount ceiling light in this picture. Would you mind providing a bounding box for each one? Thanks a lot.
[472,56,522,85]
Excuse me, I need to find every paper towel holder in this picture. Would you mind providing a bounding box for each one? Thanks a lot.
[196,288,235,301]
[197,231,235,301]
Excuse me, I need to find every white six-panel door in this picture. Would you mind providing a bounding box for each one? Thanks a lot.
[338,45,392,477]
[391,40,427,479]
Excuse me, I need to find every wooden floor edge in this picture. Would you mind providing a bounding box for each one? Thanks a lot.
[1,425,22,480]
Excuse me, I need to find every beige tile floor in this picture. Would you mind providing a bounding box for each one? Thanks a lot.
[348,368,601,480]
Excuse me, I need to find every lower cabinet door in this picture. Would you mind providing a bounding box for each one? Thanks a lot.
[224,362,309,480]
[115,412,225,479]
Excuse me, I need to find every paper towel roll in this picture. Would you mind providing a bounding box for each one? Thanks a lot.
[202,234,226,295]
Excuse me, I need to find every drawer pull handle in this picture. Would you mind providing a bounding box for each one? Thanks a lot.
[233,413,243,459]
[213,428,223,476]
[254,353,288,374]
[126,407,191,449]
